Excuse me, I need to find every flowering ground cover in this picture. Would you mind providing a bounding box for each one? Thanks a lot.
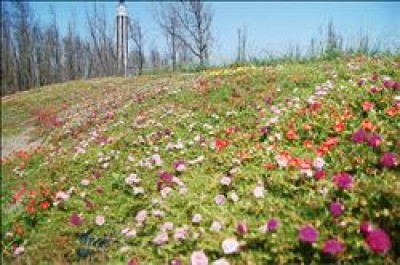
[1,55,399,264]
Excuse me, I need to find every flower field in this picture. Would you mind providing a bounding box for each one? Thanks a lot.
[1,55,399,264]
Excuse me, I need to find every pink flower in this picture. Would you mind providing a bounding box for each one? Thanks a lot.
[161,222,174,232]
[352,129,367,144]
[125,174,141,185]
[322,239,344,256]
[135,210,148,223]
[383,79,395,89]
[380,152,398,168]
[174,226,189,241]
[190,250,208,265]
[69,213,83,226]
[174,160,186,172]
[222,237,240,254]
[333,172,353,190]
[360,221,373,237]
[313,157,325,170]
[236,222,248,236]
[215,194,226,205]
[152,154,163,166]
[14,245,24,256]
[95,215,105,226]
[266,218,279,232]
[153,231,168,245]
[367,134,382,148]
[192,213,202,224]
[329,201,344,218]
[121,228,136,238]
[366,229,391,254]
[298,224,319,244]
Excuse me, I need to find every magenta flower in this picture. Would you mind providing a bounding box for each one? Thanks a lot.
[322,239,344,256]
[383,80,395,89]
[314,170,326,180]
[394,82,400,90]
[379,152,398,168]
[351,129,367,144]
[333,172,353,190]
[266,218,279,232]
[367,134,382,148]
[369,86,380,93]
[366,229,391,254]
[69,213,83,226]
[170,258,183,265]
[329,201,344,218]
[236,222,248,236]
[360,221,373,237]
[298,224,319,244]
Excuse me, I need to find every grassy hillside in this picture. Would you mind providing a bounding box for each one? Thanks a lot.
[1,55,400,264]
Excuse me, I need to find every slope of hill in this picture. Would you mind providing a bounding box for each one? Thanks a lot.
[1,56,399,264]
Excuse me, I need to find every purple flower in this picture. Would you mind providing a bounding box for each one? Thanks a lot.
[351,129,367,144]
[329,201,344,218]
[298,224,319,244]
[379,152,398,168]
[170,258,183,265]
[236,222,248,236]
[69,213,83,226]
[360,221,373,237]
[322,239,344,256]
[266,218,279,232]
[366,229,391,254]
[333,172,353,190]
[367,134,382,148]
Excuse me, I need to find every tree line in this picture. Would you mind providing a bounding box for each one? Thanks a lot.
[1,1,213,95]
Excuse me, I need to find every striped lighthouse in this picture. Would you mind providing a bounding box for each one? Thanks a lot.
[116,0,128,76]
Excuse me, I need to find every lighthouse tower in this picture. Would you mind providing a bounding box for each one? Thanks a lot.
[116,0,128,76]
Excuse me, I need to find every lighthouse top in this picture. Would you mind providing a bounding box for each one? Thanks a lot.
[117,1,127,17]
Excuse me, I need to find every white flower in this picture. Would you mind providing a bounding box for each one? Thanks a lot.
[191,250,209,265]
[253,185,265,198]
[222,238,240,254]
[275,154,288,168]
[81,179,90,186]
[215,194,226,205]
[56,191,70,201]
[213,258,230,265]
[220,176,231,186]
[210,221,222,232]
[229,192,239,202]
[132,187,144,195]
[192,213,202,223]
[152,154,163,166]
[95,215,105,226]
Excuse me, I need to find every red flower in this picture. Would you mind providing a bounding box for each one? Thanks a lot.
[26,205,36,214]
[334,122,345,133]
[286,129,298,140]
[40,201,50,210]
[215,139,229,151]
[362,101,374,112]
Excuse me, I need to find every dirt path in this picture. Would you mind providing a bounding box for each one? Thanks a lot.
[1,127,42,158]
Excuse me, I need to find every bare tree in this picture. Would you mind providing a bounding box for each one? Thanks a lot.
[129,18,145,75]
[156,1,213,67]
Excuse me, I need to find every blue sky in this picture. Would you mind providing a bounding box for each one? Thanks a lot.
[29,1,399,64]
